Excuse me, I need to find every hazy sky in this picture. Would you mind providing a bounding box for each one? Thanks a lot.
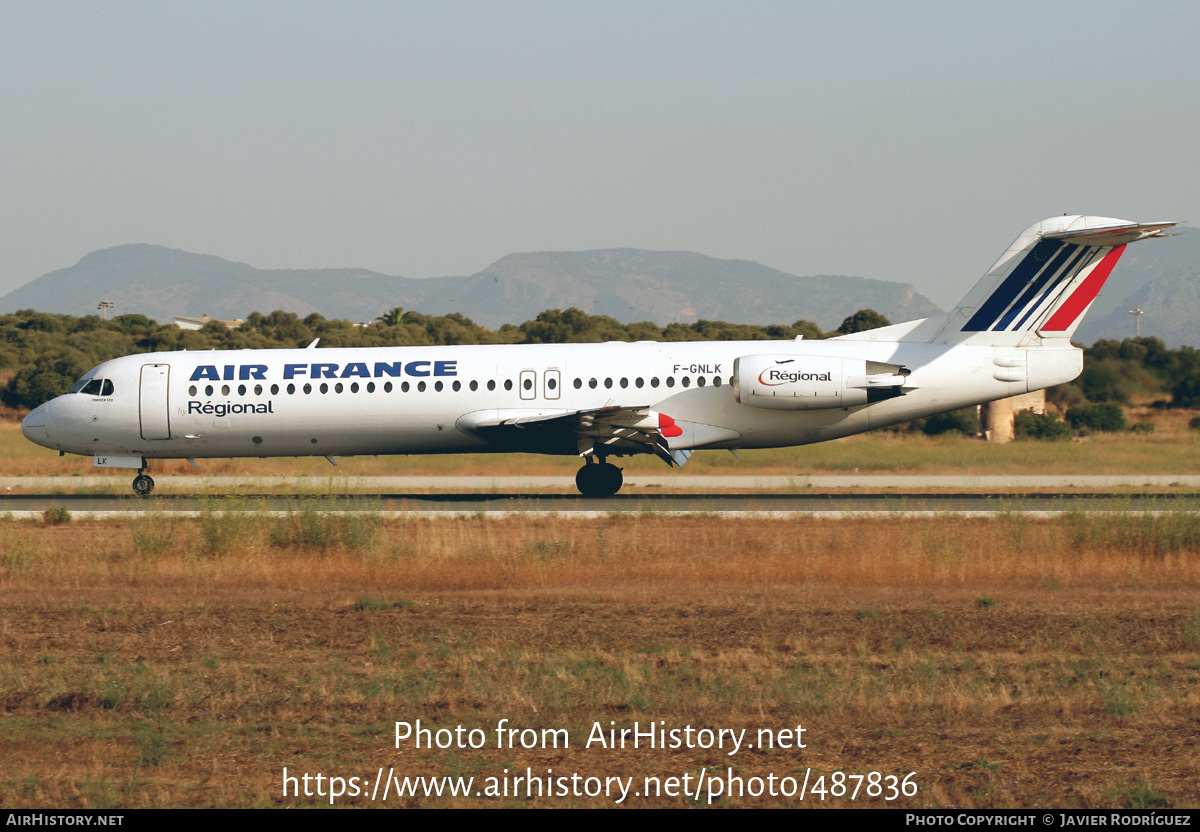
[3,1,1198,309]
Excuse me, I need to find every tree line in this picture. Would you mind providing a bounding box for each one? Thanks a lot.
[1,307,1196,414]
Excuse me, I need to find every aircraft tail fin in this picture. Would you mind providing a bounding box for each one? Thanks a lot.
[902,216,1178,345]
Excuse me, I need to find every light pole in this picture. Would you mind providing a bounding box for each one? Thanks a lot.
[97,301,115,320]
[1129,307,1144,338]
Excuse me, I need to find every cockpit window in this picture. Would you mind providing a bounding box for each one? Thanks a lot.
[77,378,114,396]
[68,377,93,394]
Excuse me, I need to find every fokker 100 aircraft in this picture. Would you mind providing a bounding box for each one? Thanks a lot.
[20,215,1177,497]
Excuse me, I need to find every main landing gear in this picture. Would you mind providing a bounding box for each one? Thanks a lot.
[132,472,154,496]
[575,457,623,498]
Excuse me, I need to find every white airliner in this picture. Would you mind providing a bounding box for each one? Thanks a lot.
[20,215,1177,497]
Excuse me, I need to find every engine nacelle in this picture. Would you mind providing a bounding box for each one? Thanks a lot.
[733,355,909,411]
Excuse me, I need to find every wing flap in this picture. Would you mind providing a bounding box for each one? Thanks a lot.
[461,405,685,466]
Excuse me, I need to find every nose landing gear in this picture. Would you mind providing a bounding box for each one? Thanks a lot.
[575,457,623,498]
[132,472,155,496]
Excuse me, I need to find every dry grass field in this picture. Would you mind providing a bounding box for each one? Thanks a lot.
[2,508,1199,808]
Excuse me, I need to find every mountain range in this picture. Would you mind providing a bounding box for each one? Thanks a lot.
[0,245,939,332]
[1,233,1195,343]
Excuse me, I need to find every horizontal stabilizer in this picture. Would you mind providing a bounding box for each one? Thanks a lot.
[1042,219,1178,246]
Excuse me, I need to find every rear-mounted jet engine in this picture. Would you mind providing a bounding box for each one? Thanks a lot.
[733,355,910,410]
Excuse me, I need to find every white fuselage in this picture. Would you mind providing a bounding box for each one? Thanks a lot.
[20,338,1081,462]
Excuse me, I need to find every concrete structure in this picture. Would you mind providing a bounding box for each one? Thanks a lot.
[979,390,1046,443]
[174,314,245,331]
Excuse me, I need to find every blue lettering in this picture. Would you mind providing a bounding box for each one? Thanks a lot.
[190,366,220,381]
[197,360,461,382]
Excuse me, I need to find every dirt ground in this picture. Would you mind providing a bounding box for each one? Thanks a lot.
[1,512,1197,808]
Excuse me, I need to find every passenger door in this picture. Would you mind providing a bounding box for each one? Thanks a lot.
[139,364,171,440]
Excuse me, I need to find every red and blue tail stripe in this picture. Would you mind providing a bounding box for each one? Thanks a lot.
[899,217,1177,346]
[1040,245,1126,332]
[963,239,1120,332]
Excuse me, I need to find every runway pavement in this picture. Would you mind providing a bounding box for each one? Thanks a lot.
[3,474,1199,491]
[2,483,1197,518]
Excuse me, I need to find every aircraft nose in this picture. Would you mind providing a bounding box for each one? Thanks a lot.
[21,402,52,447]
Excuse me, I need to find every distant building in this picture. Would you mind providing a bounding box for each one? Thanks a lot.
[174,314,245,331]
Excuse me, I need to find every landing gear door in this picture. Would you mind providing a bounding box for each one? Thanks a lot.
[140,364,171,440]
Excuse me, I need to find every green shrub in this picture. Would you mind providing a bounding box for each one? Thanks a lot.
[41,507,71,526]
[833,309,890,335]
[1067,403,1127,433]
[1174,373,1200,409]
[1077,359,1137,403]
[1014,411,1073,441]
[1129,421,1156,434]
[355,597,415,611]
[922,408,979,437]
[267,504,378,553]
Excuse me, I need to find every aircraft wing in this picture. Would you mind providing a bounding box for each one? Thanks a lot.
[464,405,688,466]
